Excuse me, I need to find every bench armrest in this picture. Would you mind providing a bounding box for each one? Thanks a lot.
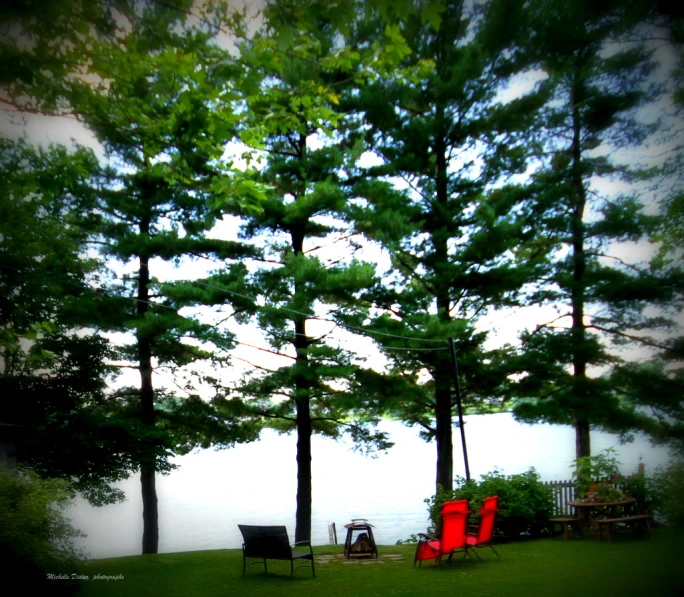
[417,532,438,542]
[291,540,314,554]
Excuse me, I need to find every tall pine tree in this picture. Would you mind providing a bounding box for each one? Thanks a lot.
[231,0,395,543]
[345,0,545,490]
[510,0,683,458]
[64,2,262,553]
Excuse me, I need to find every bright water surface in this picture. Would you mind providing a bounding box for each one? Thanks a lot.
[67,413,673,559]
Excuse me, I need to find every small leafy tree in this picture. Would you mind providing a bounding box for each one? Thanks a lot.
[0,138,139,505]
[572,448,623,501]
[0,465,86,596]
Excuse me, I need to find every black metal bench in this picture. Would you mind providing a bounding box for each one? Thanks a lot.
[238,525,315,578]
[594,515,652,542]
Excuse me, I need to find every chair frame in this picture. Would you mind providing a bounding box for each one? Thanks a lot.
[238,524,315,578]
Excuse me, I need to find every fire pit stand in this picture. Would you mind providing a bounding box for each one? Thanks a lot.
[343,519,378,559]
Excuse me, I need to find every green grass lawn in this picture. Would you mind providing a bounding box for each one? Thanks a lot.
[72,530,684,597]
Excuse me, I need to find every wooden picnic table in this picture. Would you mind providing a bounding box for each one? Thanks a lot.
[568,498,647,541]
[569,498,636,522]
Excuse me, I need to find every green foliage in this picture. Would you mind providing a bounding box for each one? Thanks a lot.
[0,138,140,505]
[572,448,623,500]
[425,468,554,540]
[0,465,86,596]
[0,138,100,355]
[607,361,684,458]
[0,334,141,506]
[2,1,269,553]
[646,462,684,528]
[2,0,682,559]
[571,449,675,521]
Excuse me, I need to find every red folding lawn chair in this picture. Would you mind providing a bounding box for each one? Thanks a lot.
[414,499,470,566]
[464,495,500,560]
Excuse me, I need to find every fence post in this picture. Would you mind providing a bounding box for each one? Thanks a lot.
[328,522,337,545]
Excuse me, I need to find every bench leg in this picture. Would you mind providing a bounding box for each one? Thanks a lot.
[598,519,652,542]
[597,523,612,542]
[553,520,583,541]
[242,556,268,576]
[571,521,583,540]
[563,521,583,541]
[633,519,653,540]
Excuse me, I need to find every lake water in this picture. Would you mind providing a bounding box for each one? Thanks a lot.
[66,412,674,559]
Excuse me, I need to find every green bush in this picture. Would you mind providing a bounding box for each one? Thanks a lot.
[646,462,684,527]
[0,465,87,596]
[425,468,554,540]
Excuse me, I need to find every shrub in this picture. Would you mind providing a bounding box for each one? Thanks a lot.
[425,468,554,540]
[0,465,87,596]
[646,462,684,527]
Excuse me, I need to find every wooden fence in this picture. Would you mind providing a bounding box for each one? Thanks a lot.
[543,480,577,516]
[542,479,634,516]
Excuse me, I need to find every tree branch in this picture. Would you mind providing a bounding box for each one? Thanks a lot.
[586,324,672,350]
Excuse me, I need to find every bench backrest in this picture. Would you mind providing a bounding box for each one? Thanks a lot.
[238,525,293,559]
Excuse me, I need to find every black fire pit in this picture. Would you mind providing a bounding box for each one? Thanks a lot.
[343,519,378,559]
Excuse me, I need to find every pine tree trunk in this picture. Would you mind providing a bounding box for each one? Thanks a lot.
[292,210,312,544]
[140,468,158,554]
[435,354,454,491]
[295,390,312,543]
[139,349,158,554]
[138,223,159,554]
[433,98,454,491]
[570,71,591,459]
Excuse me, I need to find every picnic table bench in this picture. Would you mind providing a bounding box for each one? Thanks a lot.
[550,516,584,541]
[593,514,652,542]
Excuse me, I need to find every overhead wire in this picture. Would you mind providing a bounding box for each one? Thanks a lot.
[0,262,449,353]
[180,276,448,347]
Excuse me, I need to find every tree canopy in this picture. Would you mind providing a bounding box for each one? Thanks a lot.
[1,0,681,553]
